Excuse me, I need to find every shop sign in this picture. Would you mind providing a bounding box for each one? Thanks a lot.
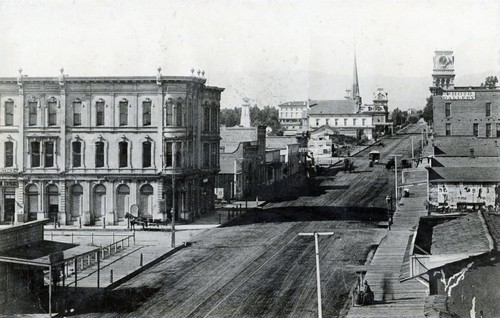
[442,92,475,100]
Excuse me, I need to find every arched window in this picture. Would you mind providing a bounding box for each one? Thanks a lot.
[73,100,82,126]
[96,100,105,126]
[95,141,105,167]
[119,100,128,126]
[176,100,183,126]
[139,184,154,217]
[143,100,151,126]
[93,184,106,219]
[30,141,41,167]
[72,141,82,167]
[44,141,55,167]
[142,140,152,168]
[71,184,83,218]
[4,141,13,167]
[28,100,37,126]
[165,99,173,126]
[5,100,14,126]
[28,184,39,216]
[47,184,59,221]
[48,99,57,126]
[116,184,130,219]
[119,141,128,167]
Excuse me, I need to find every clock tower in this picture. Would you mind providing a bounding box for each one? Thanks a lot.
[431,50,455,95]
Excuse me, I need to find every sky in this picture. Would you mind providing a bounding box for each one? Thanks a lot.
[1,0,499,109]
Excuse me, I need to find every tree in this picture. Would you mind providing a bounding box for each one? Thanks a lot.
[422,95,433,123]
[483,76,498,87]
[391,108,408,126]
[220,107,241,127]
[250,105,281,132]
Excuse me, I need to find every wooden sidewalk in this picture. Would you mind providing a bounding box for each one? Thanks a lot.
[347,184,429,318]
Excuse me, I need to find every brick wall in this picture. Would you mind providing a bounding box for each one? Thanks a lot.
[433,90,500,137]
[0,220,47,252]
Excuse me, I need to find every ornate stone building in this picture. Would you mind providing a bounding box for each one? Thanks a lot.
[0,68,223,225]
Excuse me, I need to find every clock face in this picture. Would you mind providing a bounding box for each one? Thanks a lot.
[439,55,449,66]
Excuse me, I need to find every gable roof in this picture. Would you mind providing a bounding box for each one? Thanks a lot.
[308,99,357,115]
[431,212,491,255]
[433,137,500,157]
[428,167,500,182]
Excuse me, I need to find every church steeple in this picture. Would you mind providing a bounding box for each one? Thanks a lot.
[352,52,362,111]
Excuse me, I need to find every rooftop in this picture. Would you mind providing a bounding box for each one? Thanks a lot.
[428,167,500,182]
[278,101,308,107]
[431,212,491,255]
[433,137,500,157]
[308,99,357,115]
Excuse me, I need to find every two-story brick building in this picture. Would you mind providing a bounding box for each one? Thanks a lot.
[431,50,500,137]
[0,68,223,225]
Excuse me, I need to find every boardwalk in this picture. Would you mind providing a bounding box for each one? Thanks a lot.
[347,183,429,317]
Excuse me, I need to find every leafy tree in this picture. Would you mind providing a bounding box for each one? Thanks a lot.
[250,105,281,132]
[391,108,408,126]
[422,95,433,123]
[483,76,498,87]
[220,107,241,127]
[220,105,281,131]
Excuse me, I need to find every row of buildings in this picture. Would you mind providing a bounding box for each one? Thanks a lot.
[0,68,223,225]
[0,69,309,225]
[426,50,500,212]
[277,56,391,158]
[400,51,500,317]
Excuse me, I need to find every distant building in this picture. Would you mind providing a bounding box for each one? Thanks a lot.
[280,54,390,140]
[430,50,500,137]
[217,126,267,200]
[308,100,374,140]
[217,127,306,201]
[0,69,223,225]
[278,100,309,135]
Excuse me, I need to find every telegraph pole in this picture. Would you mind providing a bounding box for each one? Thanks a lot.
[298,231,334,318]
[171,144,176,248]
[391,154,402,201]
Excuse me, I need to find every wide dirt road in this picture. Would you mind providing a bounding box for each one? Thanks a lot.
[83,221,385,318]
[266,123,426,210]
[76,124,426,317]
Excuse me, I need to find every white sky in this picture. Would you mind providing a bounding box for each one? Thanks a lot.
[1,0,499,107]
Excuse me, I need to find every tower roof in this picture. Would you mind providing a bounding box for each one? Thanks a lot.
[352,52,360,99]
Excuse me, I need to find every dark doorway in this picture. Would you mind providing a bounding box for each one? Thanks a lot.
[47,185,59,223]
[4,188,16,223]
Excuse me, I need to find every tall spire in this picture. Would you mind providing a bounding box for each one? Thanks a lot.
[352,52,360,98]
[352,51,362,111]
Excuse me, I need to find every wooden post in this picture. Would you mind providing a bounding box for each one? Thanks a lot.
[298,231,334,318]
[140,253,143,267]
[97,251,100,288]
[48,265,52,317]
[110,269,113,284]
[74,260,78,290]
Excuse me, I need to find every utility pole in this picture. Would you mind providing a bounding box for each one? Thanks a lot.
[391,154,402,202]
[298,231,334,318]
[421,128,425,152]
[411,137,414,161]
[171,144,176,248]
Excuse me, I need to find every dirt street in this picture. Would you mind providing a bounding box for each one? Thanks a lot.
[71,125,425,317]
